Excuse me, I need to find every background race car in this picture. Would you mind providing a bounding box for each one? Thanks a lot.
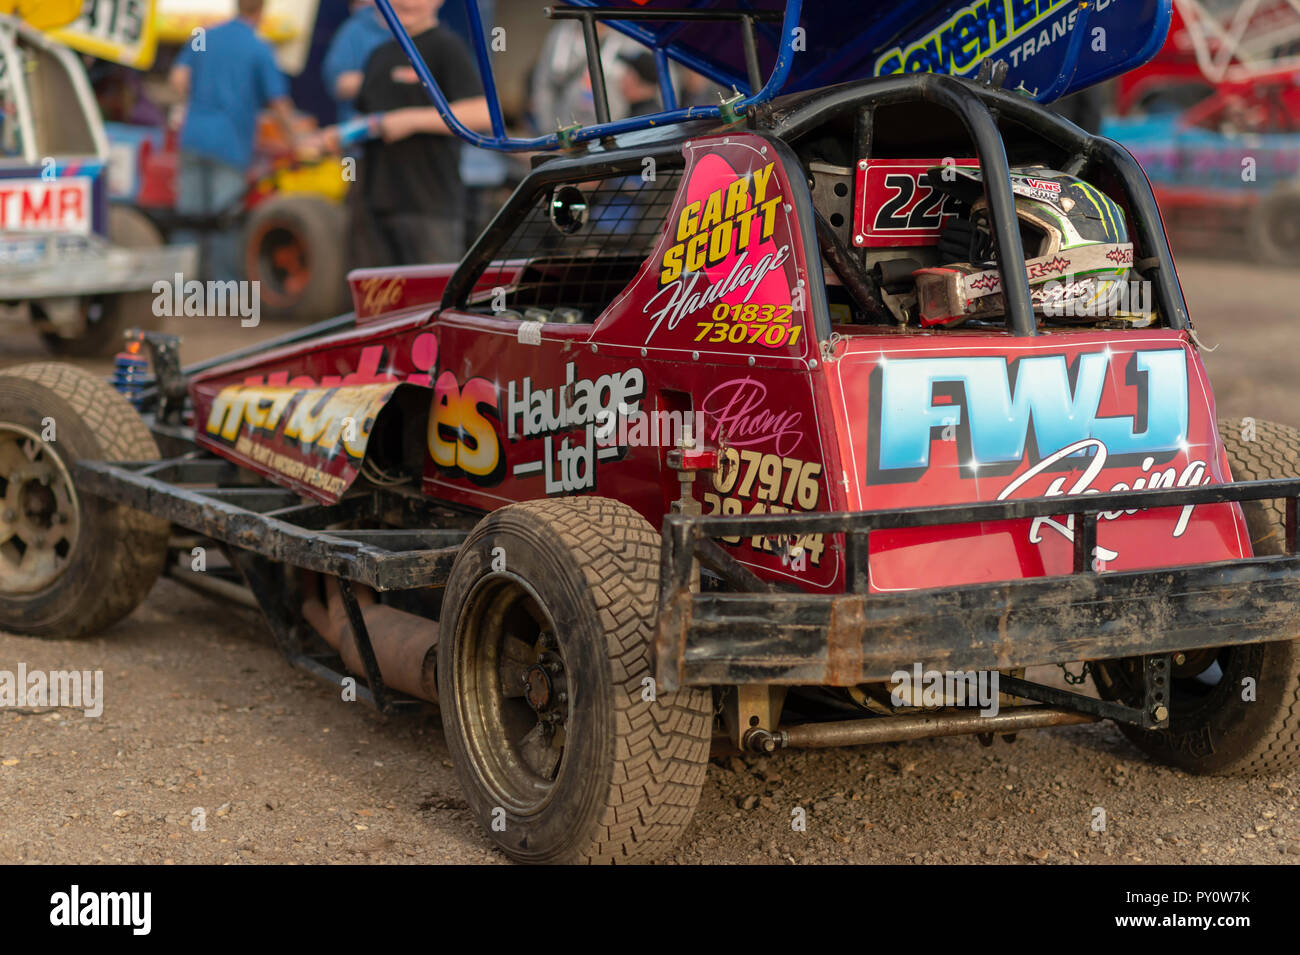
[0,8,194,356]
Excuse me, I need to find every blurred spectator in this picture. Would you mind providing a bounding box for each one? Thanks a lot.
[345,0,493,267]
[528,20,642,132]
[169,0,299,282]
[88,61,165,127]
[619,51,660,118]
[680,67,729,108]
[322,1,392,125]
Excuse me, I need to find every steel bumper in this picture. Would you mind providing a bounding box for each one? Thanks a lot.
[655,479,1300,691]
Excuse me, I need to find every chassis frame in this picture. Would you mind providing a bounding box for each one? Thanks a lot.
[75,446,1300,741]
[70,67,1300,749]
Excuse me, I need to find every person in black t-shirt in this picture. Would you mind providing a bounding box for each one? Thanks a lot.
[321,0,492,268]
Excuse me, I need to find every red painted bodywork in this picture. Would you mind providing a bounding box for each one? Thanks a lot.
[188,132,1250,595]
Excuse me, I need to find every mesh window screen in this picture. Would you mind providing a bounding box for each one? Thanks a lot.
[470,170,683,321]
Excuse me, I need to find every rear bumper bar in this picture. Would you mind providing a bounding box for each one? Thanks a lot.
[656,479,1300,690]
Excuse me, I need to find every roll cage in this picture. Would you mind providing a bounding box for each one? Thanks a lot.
[439,71,1190,341]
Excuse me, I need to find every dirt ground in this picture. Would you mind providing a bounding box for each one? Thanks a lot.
[2,258,1299,865]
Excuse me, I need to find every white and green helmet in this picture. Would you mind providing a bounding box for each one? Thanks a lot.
[915,164,1135,325]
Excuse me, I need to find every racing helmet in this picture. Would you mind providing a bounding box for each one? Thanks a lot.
[913,165,1135,326]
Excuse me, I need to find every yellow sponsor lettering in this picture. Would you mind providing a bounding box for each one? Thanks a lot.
[659,161,783,286]
[676,200,701,242]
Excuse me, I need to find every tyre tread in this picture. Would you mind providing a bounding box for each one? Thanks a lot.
[1215,416,1300,775]
[496,496,711,863]
[1,363,167,636]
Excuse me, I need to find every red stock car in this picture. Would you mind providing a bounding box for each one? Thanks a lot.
[5,21,1300,864]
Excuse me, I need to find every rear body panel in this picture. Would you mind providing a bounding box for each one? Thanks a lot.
[824,328,1250,590]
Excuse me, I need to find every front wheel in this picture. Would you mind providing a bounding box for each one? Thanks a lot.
[437,497,712,863]
[1093,417,1300,775]
[0,363,169,636]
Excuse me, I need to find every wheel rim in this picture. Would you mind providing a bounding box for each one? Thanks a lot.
[249,223,310,307]
[452,573,571,815]
[0,423,81,594]
[1267,201,1300,253]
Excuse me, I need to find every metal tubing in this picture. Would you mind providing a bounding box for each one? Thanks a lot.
[925,78,1036,336]
[165,562,260,609]
[368,0,801,151]
[461,0,507,138]
[653,45,677,110]
[778,706,1098,749]
[670,475,1300,539]
[1034,1,1093,102]
[304,577,439,704]
[579,12,611,126]
[740,14,762,93]
[764,75,1189,331]
[1089,136,1191,329]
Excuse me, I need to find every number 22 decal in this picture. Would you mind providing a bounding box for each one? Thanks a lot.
[873,174,948,231]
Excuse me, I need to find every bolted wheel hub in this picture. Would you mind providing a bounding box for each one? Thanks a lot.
[523,663,552,709]
[453,578,574,814]
[0,424,80,594]
[522,648,568,723]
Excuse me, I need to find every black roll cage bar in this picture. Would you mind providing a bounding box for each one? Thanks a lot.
[441,72,1188,341]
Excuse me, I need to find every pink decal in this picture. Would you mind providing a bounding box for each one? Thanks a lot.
[701,377,805,456]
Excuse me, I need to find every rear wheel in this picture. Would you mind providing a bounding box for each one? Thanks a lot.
[42,205,164,358]
[0,363,169,636]
[1093,417,1300,774]
[1246,187,1300,266]
[437,497,712,863]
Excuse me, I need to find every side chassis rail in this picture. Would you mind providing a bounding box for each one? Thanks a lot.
[75,457,466,591]
[75,456,471,714]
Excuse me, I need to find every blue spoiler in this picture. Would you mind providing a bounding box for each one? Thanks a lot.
[372,0,1171,151]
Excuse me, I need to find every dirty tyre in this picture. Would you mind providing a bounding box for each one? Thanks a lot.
[43,205,164,358]
[0,363,169,637]
[1093,417,1300,775]
[438,497,712,863]
[242,196,347,320]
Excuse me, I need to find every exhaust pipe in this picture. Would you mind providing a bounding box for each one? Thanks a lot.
[750,706,1098,751]
[302,575,439,703]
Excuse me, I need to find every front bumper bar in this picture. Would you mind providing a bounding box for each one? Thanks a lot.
[655,479,1300,691]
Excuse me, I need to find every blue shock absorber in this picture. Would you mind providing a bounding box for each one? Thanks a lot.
[112,340,149,407]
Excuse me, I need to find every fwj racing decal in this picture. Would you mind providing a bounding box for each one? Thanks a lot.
[854,158,978,247]
[829,332,1248,589]
[620,136,808,358]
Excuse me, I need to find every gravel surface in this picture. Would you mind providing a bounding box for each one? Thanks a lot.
[2,259,1298,865]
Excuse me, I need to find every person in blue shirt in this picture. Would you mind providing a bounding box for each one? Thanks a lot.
[168,0,299,282]
[322,1,393,125]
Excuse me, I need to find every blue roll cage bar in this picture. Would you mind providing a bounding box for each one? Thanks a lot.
[371,0,804,151]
